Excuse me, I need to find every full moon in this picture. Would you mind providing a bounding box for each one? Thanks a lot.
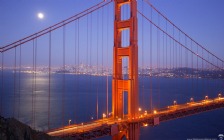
[37,13,44,19]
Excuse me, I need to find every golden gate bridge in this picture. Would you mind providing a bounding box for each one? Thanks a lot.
[0,0,224,139]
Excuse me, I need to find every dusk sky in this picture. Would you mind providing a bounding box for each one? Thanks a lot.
[0,0,224,67]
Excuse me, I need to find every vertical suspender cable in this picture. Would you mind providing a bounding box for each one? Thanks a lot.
[216,58,219,94]
[165,21,167,70]
[178,31,181,99]
[86,12,89,121]
[13,47,16,118]
[33,38,37,129]
[34,37,37,129]
[207,53,211,93]
[217,58,219,93]
[96,9,99,120]
[173,26,175,99]
[62,24,66,128]
[32,39,34,128]
[178,30,181,87]
[18,44,21,119]
[106,4,109,117]
[77,19,80,122]
[191,40,193,97]
[74,20,78,123]
[149,6,153,112]
[170,32,172,70]
[90,13,93,120]
[74,21,77,123]
[202,49,204,95]
[1,53,3,115]
[156,14,159,108]
[163,31,164,78]
[158,14,160,108]
[196,45,199,96]
[102,7,104,116]
[185,36,189,95]
[48,30,51,130]
[173,26,175,73]
[142,1,145,109]
[185,36,188,96]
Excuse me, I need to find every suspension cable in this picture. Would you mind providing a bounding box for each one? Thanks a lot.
[138,11,222,70]
[96,9,99,120]
[106,3,109,117]
[48,29,51,130]
[1,53,4,115]
[149,6,153,112]
[13,47,17,118]
[62,24,66,128]
[1,1,112,52]
[143,0,224,64]
[18,44,21,120]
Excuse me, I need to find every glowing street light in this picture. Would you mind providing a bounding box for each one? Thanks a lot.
[103,113,106,119]
[153,110,157,114]
[205,96,208,100]
[218,93,222,98]
[138,107,142,112]
[173,100,177,105]
[143,123,148,127]
[68,119,71,125]
[108,112,112,117]
[144,111,147,115]
[190,98,194,102]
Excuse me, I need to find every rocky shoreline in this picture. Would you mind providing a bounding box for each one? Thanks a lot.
[0,116,69,140]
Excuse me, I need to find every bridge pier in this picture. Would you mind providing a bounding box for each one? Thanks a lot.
[112,123,140,140]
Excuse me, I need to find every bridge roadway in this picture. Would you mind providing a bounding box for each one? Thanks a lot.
[47,97,224,139]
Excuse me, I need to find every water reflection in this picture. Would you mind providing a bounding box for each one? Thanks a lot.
[0,70,223,134]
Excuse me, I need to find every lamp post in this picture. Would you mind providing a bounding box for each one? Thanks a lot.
[103,113,106,123]
[68,119,71,125]
[173,100,177,105]
[218,93,221,98]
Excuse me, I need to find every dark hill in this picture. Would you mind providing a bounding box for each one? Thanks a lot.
[0,116,70,140]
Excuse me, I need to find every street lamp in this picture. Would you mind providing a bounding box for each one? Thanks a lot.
[103,113,106,119]
[190,98,194,102]
[205,96,208,100]
[173,100,177,105]
[68,119,71,125]
[138,107,142,112]
[143,123,148,127]
[218,93,222,98]
[144,111,147,115]
[153,110,157,114]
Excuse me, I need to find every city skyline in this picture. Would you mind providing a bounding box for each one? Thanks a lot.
[1,0,224,67]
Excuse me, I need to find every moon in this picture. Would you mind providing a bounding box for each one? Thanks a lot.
[37,12,44,19]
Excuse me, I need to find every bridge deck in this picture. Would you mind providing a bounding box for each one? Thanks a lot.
[47,97,224,139]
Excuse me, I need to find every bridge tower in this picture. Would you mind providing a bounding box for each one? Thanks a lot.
[112,0,139,120]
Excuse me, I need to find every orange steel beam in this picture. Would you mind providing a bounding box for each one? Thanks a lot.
[112,0,139,120]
